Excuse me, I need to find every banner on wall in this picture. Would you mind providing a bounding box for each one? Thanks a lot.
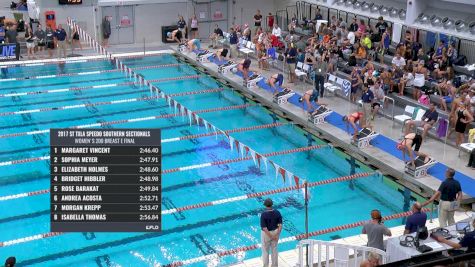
[213,10,223,20]
[0,43,19,61]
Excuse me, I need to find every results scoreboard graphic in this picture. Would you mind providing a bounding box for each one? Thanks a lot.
[50,129,161,232]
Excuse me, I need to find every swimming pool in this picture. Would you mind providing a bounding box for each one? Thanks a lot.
[0,54,428,266]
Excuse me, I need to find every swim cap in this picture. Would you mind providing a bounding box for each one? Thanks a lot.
[167,32,171,38]
[342,115,348,122]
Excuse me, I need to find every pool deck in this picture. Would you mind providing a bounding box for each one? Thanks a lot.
[177,47,475,204]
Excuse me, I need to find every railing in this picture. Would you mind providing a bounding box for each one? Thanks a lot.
[384,96,395,120]
[296,239,387,267]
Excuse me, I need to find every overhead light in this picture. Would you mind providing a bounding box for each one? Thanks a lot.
[442,17,455,30]
[371,4,381,13]
[362,2,372,10]
[380,6,388,15]
[455,20,467,31]
[336,0,345,5]
[353,1,362,9]
[389,7,398,18]
[345,0,355,7]
[431,15,442,27]
[469,22,475,34]
[417,13,430,24]
[399,10,406,20]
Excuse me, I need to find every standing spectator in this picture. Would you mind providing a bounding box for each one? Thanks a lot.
[5,24,19,60]
[177,15,187,39]
[285,43,297,83]
[261,198,282,267]
[356,19,366,38]
[24,24,35,60]
[34,24,46,58]
[267,12,274,31]
[374,16,388,36]
[362,209,392,250]
[422,168,462,227]
[314,55,328,97]
[404,202,427,234]
[466,148,475,169]
[378,29,390,64]
[71,26,82,52]
[433,41,446,60]
[190,14,199,40]
[254,10,262,32]
[361,83,374,127]
[349,17,359,32]
[45,24,54,58]
[350,68,363,102]
[314,9,323,21]
[102,16,111,47]
[271,23,281,38]
[209,24,223,48]
[54,24,67,58]
[229,27,238,58]
[454,102,474,146]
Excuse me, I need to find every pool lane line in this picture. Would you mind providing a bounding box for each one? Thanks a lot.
[0,88,224,117]
[0,122,286,170]
[0,143,324,202]
[161,172,376,215]
[0,103,252,139]
[162,208,431,267]
[0,208,429,250]
[147,75,201,83]
[0,63,184,83]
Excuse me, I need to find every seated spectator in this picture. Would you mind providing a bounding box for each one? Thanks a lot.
[433,55,453,81]
[359,252,381,267]
[242,24,251,40]
[404,202,427,234]
[391,67,404,93]
[432,219,475,252]
[404,103,439,140]
[362,210,392,250]
[360,32,372,50]
[404,30,413,44]
[433,40,446,61]
[349,17,359,32]
[416,48,430,64]
[397,132,429,168]
[380,68,392,94]
[347,30,356,45]
[398,65,414,96]
[354,43,367,60]
[392,53,406,69]
[209,24,224,48]
[438,80,457,111]
[271,23,281,38]
[267,73,284,94]
[447,42,458,66]
[350,67,363,102]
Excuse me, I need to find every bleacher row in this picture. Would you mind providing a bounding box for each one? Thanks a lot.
[215,27,475,153]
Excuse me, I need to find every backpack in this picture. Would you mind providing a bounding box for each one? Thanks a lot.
[418,94,430,106]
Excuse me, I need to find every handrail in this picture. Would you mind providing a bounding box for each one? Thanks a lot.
[297,239,387,267]
[384,96,395,120]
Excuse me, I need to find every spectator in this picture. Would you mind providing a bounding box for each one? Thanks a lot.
[362,209,392,250]
[404,202,427,234]
[359,252,381,267]
[356,19,366,38]
[360,32,372,50]
[242,24,251,41]
[380,68,392,94]
[378,29,390,64]
[209,24,223,48]
[432,219,475,252]
[177,15,187,38]
[229,27,238,58]
[272,23,281,38]
[349,17,358,32]
[413,60,428,101]
[260,198,282,267]
[102,16,111,47]
[433,40,446,60]
[285,43,297,83]
[354,43,366,60]
[24,24,35,60]
[392,53,406,69]
[370,80,385,120]
[54,24,67,59]
[254,10,262,31]
[361,83,374,126]
[267,12,274,31]
[45,24,54,59]
[439,80,457,111]
[4,257,16,267]
[422,168,462,227]
[374,16,388,36]
[314,55,328,97]
[34,24,46,58]
[190,14,199,39]
[314,9,323,21]
[447,42,458,66]
[455,102,473,146]
[398,65,414,96]
[0,18,4,43]
[350,68,363,102]
[466,148,475,169]
[347,30,356,45]
[404,103,439,140]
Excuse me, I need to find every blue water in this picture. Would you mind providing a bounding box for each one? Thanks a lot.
[0,54,425,266]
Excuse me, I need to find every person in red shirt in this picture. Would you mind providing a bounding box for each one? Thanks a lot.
[267,12,274,31]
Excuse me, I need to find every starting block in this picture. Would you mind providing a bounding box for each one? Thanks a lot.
[351,128,379,149]
[178,44,187,52]
[405,156,437,178]
[273,88,295,105]
[308,106,333,125]
[196,50,214,63]
[245,74,263,88]
[218,61,237,74]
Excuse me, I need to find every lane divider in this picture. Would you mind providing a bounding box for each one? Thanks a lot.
[161,172,375,214]
[147,75,201,83]
[0,103,252,139]
[161,208,431,267]
[0,88,223,117]
[0,144,325,201]
[0,63,184,83]
[0,209,429,250]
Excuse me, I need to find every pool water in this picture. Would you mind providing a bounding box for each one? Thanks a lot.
[0,54,425,266]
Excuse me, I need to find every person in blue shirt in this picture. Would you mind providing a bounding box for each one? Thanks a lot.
[177,15,187,39]
[0,24,5,43]
[404,202,427,234]
[229,27,238,58]
[361,84,374,127]
[54,24,67,58]
[260,198,282,267]
[433,219,475,252]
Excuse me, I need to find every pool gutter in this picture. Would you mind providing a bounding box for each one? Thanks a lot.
[174,49,474,205]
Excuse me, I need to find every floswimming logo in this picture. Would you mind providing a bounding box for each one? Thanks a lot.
[0,43,16,60]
